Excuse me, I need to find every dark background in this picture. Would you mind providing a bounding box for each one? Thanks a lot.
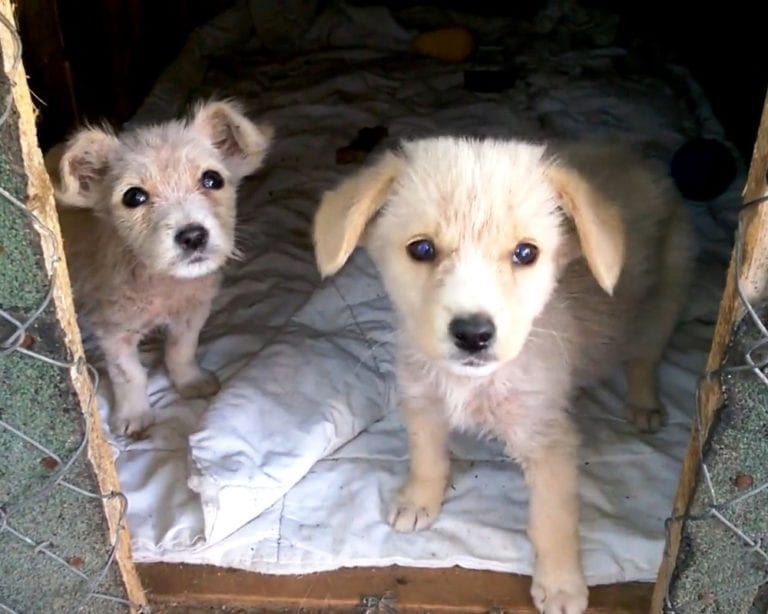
[17,0,767,160]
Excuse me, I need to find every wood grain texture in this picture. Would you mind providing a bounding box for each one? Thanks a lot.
[140,563,652,613]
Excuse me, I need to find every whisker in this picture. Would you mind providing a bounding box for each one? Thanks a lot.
[530,325,572,340]
[228,246,246,262]
[529,325,570,363]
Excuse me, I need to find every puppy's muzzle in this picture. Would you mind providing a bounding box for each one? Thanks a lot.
[175,224,209,253]
[449,314,496,354]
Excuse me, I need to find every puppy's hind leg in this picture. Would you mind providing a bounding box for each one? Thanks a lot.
[625,207,694,433]
[387,402,450,532]
[101,332,153,437]
[165,297,220,399]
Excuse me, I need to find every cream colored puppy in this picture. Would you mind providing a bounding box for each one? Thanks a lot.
[48,100,272,437]
[313,137,693,613]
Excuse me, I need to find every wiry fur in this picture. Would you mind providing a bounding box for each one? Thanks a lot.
[47,100,273,436]
[312,136,694,614]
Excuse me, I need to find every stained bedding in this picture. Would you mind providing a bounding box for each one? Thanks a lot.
[94,0,741,584]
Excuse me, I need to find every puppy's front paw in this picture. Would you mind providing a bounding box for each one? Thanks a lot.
[110,408,154,438]
[531,569,588,614]
[174,368,220,399]
[626,402,667,434]
[386,479,445,532]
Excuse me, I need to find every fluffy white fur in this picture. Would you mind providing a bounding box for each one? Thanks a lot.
[47,100,273,436]
[312,136,694,614]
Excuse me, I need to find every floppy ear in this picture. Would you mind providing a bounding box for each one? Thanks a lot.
[313,151,403,278]
[192,99,273,180]
[546,164,625,295]
[51,127,118,209]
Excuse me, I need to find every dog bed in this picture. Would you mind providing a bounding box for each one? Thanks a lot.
[94,0,741,585]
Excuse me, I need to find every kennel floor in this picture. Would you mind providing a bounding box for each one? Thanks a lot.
[93,0,742,588]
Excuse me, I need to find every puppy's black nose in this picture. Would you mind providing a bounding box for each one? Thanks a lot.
[449,314,496,354]
[175,224,209,252]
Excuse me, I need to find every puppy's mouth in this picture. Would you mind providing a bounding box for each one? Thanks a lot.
[444,354,501,377]
[461,356,490,367]
[172,251,223,278]
[178,242,228,264]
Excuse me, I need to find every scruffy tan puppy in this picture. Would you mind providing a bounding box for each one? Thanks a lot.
[47,100,272,437]
[313,137,693,614]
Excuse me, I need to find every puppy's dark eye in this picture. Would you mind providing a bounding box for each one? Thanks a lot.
[200,170,224,190]
[122,187,149,208]
[406,238,437,262]
[512,242,538,265]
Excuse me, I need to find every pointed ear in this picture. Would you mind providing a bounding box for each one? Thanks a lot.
[50,127,118,209]
[546,163,625,295]
[313,151,403,278]
[192,99,273,179]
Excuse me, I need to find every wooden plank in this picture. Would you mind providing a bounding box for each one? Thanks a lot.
[650,93,768,612]
[0,1,148,610]
[139,563,652,613]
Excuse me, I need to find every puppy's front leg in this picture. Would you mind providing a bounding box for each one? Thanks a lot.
[526,448,588,614]
[387,402,450,532]
[101,333,153,437]
[165,298,220,399]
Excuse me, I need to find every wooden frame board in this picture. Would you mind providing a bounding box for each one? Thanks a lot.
[138,563,652,613]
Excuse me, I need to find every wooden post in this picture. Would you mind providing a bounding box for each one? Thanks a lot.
[651,92,768,612]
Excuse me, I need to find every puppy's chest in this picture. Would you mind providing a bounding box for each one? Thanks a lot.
[440,377,529,435]
[99,273,217,334]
